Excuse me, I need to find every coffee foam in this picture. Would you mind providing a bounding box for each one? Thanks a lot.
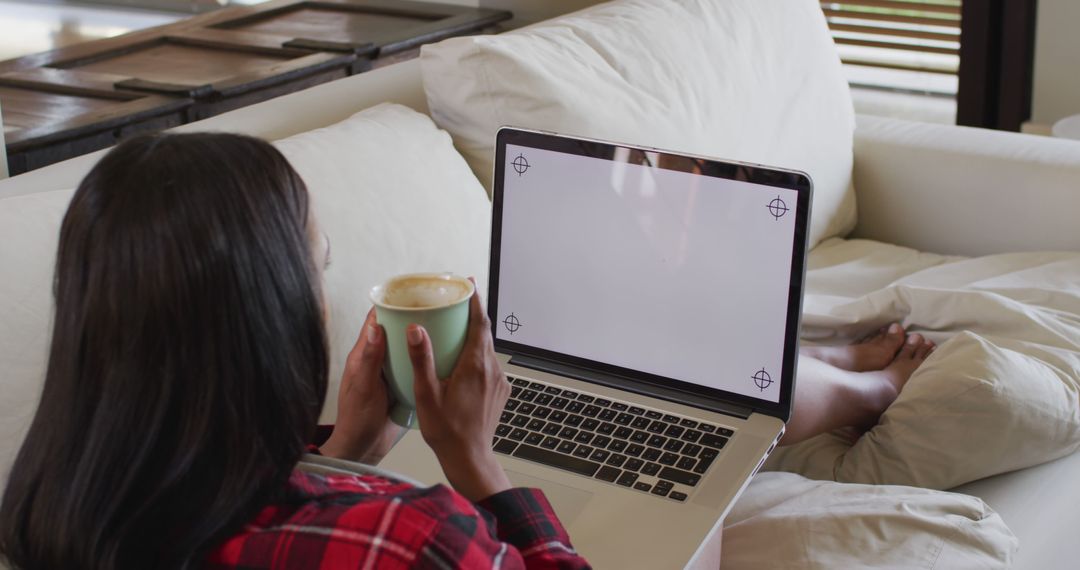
[380,275,472,309]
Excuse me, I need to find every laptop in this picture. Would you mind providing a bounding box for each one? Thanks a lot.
[380,128,812,568]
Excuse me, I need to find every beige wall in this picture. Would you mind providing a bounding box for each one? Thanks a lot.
[1032,0,1080,127]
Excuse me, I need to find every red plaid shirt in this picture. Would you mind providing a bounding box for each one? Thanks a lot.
[205,467,591,569]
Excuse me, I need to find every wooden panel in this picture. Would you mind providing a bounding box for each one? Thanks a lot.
[62,41,291,87]
[1,83,191,175]
[0,86,119,135]
[210,51,354,97]
[228,6,438,40]
[0,6,243,75]
[212,0,511,56]
[168,28,322,57]
[9,110,186,175]
[956,1,995,127]
[2,91,189,149]
[995,0,1038,131]
[956,0,1038,131]
[0,0,511,174]
[0,68,142,99]
[0,67,190,150]
[186,62,352,120]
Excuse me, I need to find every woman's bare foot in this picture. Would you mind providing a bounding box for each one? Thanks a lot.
[801,323,907,372]
[782,335,938,447]
[850,333,936,429]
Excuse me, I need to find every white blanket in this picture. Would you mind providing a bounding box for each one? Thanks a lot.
[722,472,1017,569]
[770,238,1080,490]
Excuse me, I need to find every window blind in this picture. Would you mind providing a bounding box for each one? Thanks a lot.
[821,0,961,95]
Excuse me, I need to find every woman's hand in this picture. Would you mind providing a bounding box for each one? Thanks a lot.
[408,285,512,502]
[320,308,405,464]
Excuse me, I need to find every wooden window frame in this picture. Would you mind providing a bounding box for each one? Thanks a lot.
[957,0,1039,131]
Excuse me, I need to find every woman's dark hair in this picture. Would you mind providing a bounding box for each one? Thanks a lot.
[0,133,329,569]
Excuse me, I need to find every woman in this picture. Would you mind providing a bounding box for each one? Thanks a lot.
[0,133,933,569]
[0,133,587,569]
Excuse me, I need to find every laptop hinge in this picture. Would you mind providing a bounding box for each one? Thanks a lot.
[508,354,753,421]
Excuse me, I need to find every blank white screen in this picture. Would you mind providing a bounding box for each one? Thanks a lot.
[496,144,798,403]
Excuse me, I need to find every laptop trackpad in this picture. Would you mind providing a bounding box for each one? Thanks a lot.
[505,470,593,526]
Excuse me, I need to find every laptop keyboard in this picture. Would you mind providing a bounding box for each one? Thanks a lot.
[492,375,735,502]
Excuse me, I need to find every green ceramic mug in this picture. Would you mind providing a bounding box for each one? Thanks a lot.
[370,273,475,428]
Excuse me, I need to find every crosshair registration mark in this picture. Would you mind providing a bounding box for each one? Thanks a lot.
[766,196,789,220]
[752,368,773,392]
[511,153,530,176]
[503,313,522,334]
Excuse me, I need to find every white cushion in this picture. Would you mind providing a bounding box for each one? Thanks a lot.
[768,238,1080,491]
[0,103,491,479]
[0,188,73,474]
[723,472,1017,568]
[272,103,491,422]
[421,0,857,248]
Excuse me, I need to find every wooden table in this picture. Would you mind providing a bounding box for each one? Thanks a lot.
[1,0,510,175]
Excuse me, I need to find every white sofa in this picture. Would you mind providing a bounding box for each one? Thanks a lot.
[2,7,1080,570]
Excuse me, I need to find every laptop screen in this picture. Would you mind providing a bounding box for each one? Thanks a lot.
[489,129,810,415]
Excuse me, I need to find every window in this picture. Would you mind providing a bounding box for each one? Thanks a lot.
[822,0,1039,131]
[821,0,961,98]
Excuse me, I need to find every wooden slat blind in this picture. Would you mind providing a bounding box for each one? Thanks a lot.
[831,0,959,14]
[821,0,961,77]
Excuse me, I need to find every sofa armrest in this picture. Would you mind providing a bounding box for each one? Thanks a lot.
[850,114,1080,256]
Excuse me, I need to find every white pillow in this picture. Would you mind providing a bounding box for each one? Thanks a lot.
[722,472,1017,568]
[768,332,1080,491]
[273,103,491,422]
[421,0,857,248]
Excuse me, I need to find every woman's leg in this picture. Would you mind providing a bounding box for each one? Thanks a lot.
[781,327,935,446]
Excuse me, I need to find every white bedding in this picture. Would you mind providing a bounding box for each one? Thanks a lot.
[723,472,1017,569]
[954,447,1080,569]
[799,238,1080,352]
[770,238,1080,490]
[746,238,1080,568]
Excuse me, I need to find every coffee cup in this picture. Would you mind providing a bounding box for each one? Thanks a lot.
[370,272,475,427]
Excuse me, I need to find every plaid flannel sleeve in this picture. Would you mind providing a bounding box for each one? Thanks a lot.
[401,485,590,570]
[310,432,588,568]
[475,488,591,569]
